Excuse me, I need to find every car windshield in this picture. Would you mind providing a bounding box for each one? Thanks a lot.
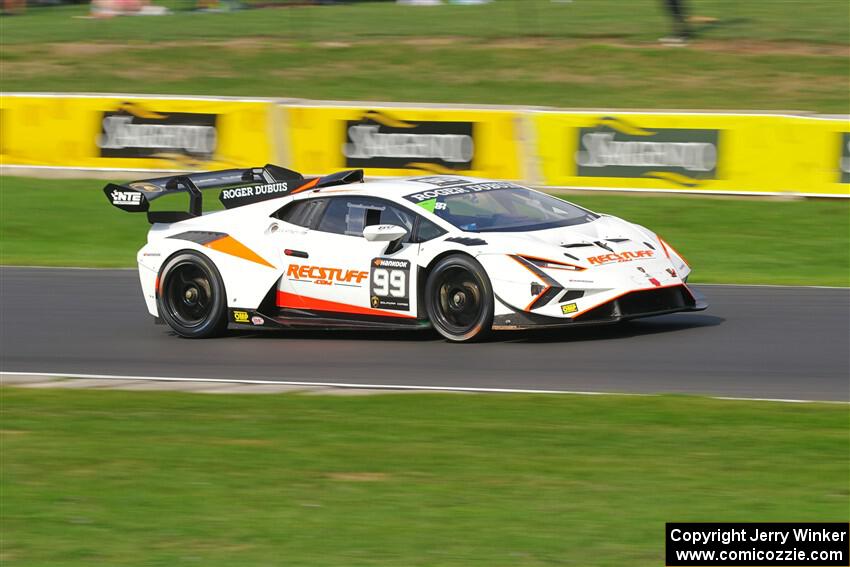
[410,186,598,233]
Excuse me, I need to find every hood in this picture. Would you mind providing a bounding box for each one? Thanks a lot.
[464,214,691,289]
[471,215,660,263]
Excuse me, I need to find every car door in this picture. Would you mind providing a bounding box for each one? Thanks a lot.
[272,195,423,321]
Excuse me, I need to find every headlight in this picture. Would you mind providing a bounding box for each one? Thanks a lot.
[518,255,585,272]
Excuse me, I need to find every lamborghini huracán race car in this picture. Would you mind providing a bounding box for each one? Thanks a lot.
[105,165,707,342]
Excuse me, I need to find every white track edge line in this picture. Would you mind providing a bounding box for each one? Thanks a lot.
[0,371,636,396]
[694,283,849,290]
[2,372,847,404]
[712,396,848,405]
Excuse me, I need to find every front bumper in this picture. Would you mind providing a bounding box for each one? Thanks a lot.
[492,284,707,330]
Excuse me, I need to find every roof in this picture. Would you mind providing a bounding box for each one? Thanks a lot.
[299,175,507,199]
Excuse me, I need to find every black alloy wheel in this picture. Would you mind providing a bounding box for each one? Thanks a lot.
[158,252,228,338]
[425,254,494,342]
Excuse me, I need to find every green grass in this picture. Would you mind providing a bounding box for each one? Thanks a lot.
[2,176,848,285]
[1,0,848,112]
[0,177,150,268]
[2,387,848,566]
[3,0,848,45]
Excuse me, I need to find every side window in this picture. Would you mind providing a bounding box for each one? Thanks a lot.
[414,217,446,243]
[274,198,327,229]
[316,197,416,238]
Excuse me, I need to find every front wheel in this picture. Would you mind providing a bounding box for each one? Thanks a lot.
[157,251,228,338]
[425,254,494,342]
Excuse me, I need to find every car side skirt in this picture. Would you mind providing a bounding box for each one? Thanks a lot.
[226,307,431,332]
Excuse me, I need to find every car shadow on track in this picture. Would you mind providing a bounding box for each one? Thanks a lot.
[502,314,724,344]
[225,313,724,344]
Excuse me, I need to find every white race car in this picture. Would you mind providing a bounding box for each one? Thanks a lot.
[105,165,707,342]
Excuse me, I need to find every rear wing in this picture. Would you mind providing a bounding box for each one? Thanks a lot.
[103,164,364,224]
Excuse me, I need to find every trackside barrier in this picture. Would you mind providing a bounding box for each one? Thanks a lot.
[0,94,277,171]
[283,103,525,180]
[530,111,850,197]
[0,93,847,197]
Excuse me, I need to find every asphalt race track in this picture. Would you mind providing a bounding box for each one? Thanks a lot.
[1,267,848,401]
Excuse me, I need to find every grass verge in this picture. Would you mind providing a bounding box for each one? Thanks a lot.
[1,176,848,285]
[1,1,848,112]
[2,387,848,566]
[4,0,849,45]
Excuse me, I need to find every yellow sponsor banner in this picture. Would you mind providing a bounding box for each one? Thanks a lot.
[285,105,523,180]
[0,95,275,170]
[533,112,849,197]
[790,116,850,196]
[1,94,845,197]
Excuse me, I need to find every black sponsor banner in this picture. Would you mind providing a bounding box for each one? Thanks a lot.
[98,103,217,160]
[370,258,411,311]
[840,133,850,184]
[219,181,290,209]
[104,185,148,211]
[343,110,475,171]
[576,117,719,186]
[666,522,849,566]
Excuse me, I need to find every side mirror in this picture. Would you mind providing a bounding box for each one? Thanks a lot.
[363,224,408,254]
[363,224,408,242]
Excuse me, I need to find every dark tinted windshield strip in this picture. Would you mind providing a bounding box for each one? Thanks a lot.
[404,181,522,204]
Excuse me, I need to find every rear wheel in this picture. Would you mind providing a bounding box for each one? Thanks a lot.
[157,252,227,338]
[425,254,493,342]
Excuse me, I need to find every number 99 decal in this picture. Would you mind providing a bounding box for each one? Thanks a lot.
[370,258,411,311]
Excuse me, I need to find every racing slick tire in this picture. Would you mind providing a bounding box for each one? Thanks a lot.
[425,254,494,343]
[157,251,228,339]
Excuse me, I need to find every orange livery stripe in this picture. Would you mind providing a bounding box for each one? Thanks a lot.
[204,236,275,268]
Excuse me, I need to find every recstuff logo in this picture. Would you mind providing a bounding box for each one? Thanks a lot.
[840,133,850,184]
[576,116,720,187]
[343,110,475,173]
[97,101,217,163]
[286,264,369,286]
[588,249,655,265]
